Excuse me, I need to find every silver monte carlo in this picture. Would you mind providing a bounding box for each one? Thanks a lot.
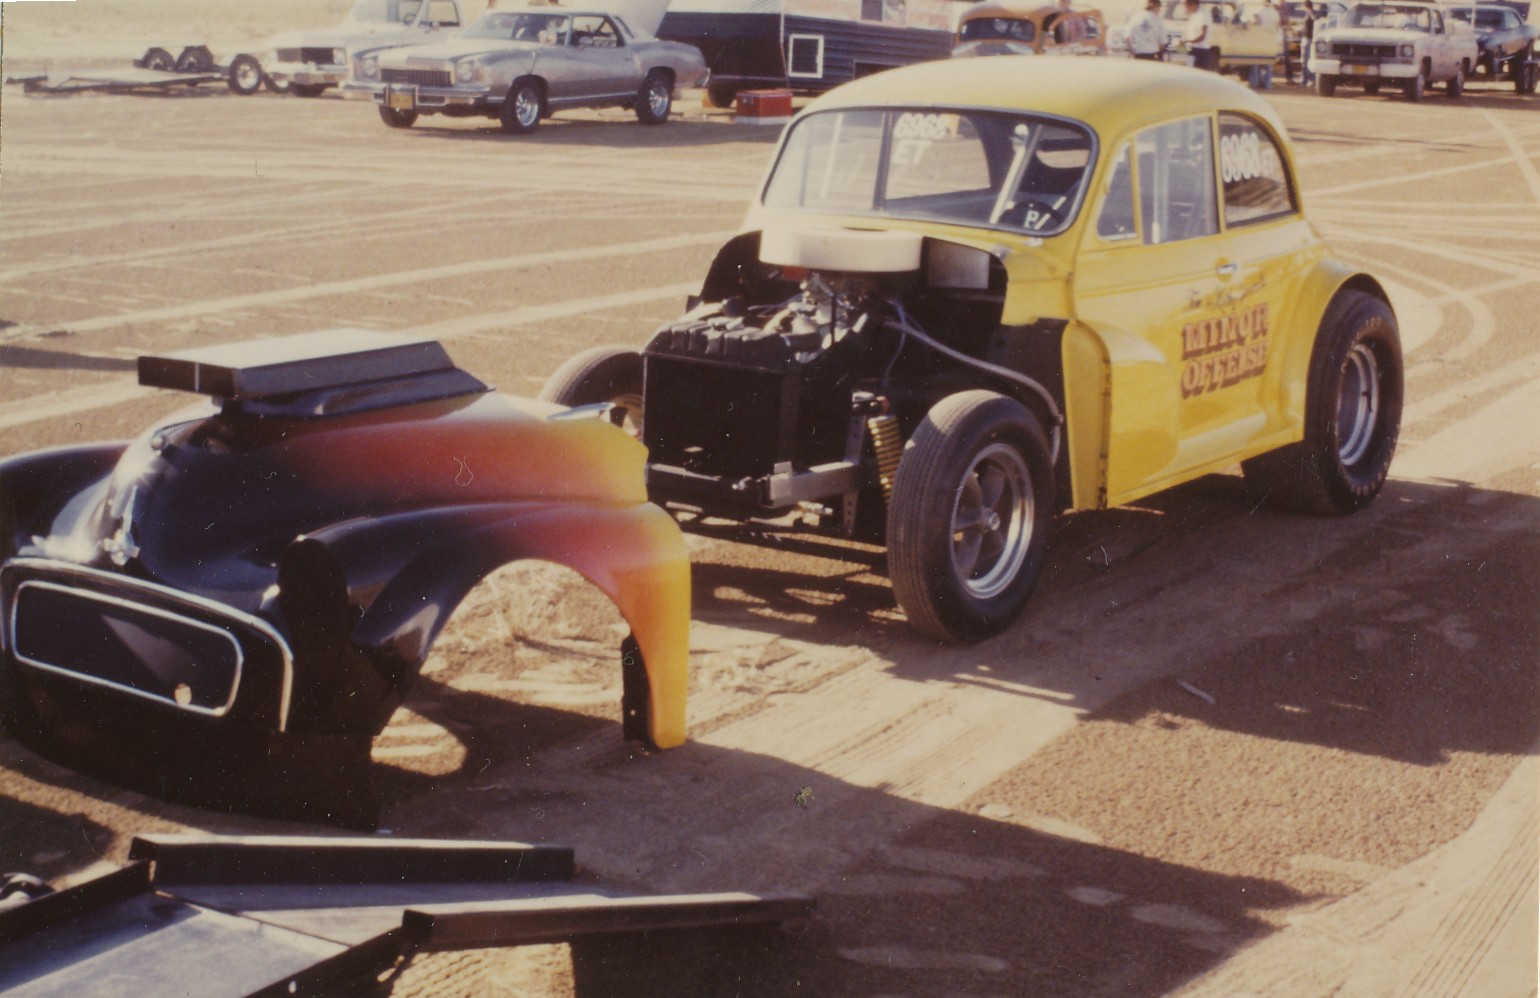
[345,6,709,133]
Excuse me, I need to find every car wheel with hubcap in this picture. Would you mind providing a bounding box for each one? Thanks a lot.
[226,54,264,95]
[1404,68,1425,101]
[635,70,672,125]
[1242,290,1403,515]
[888,390,1054,643]
[377,104,418,129]
[500,79,543,134]
[538,346,644,438]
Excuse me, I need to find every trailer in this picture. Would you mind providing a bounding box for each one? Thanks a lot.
[0,834,815,996]
[658,0,975,107]
[6,47,266,97]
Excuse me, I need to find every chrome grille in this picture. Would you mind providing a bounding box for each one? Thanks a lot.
[275,47,340,64]
[1331,42,1397,59]
[382,67,453,87]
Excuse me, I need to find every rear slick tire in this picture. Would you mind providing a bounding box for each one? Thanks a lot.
[1242,290,1402,515]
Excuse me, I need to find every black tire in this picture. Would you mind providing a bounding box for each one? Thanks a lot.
[1363,80,1381,95]
[1446,63,1464,96]
[378,104,418,129]
[1316,74,1336,97]
[141,47,175,72]
[289,83,327,98]
[1404,67,1425,101]
[537,346,644,437]
[704,83,738,109]
[175,45,214,72]
[888,391,1054,643]
[226,54,264,95]
[500,79,543,134]
[635,69,673,125]
[1519,59,1537,94]
[1242,290,1402,515]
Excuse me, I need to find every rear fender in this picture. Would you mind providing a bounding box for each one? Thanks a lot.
[287,501,689,748]
[1274,262,1392,433]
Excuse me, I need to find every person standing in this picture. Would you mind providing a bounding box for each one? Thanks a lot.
[1251,0,1281,86]
[1126,0,1167,59]
[1300,0,1318,85]
[1183,0,1214,70]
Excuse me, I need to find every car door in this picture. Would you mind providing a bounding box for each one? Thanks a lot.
[566,15,635,98]
[1074,112,1314,505]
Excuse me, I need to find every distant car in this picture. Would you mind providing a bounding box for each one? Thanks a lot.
[541,58,1405,643]
[953,2,1109,58]
[0,332,690,828]
[1311,0,1479,99]
[1448,2,1538,91]
[346,7,709,133]
[1161,0,1285,74]
[263,0,465,97]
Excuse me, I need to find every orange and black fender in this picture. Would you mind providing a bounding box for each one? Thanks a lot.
[0,333,690,826]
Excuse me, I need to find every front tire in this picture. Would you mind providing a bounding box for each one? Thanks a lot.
[1363,80,1381,95]
[142,48,176,72]
[1404,67,1425,101]
[635,70,672,125]
[289,83,327,98]
[378,104,418,129]
[1242,291,1402,515]
[1446,63,1464,96]
[888,391,1054,643]
[500,79,543,135]
[1317,74,1337,97]
[704,83,738,108]
[537,346,644,438]
[226,54,264,95]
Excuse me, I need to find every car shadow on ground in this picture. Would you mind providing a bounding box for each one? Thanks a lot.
[0,344,137,373]
[383,112,784,149]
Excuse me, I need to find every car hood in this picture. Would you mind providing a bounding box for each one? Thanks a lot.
[1319,26,1426,43]
[42,392,647,602]
[379,37,540,65]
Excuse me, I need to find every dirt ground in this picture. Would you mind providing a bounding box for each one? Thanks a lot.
[1,2,1537,995]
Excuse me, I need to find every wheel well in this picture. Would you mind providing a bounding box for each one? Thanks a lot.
[646,66,675,87]
[1337,272,1391,312]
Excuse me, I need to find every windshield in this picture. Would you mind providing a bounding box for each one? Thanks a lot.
[763,108,1094,236]
[1345,4,1434,30]
[348,0,422,24]
[463,11,569,40]
[960,17,1036,42]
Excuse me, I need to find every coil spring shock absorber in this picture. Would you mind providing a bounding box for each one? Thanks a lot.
[867,413,903,504]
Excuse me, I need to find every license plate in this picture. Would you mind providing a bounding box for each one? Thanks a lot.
[388,89,416,111]
[1346,64,1375,75]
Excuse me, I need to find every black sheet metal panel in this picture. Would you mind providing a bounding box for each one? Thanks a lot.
[401,890,819,949]
[131,834,576,886]
[136,329,458,400]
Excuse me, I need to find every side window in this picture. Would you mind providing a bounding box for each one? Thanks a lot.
[427,1,459,26]
[1137,116,1217,245]
[1218,113,1296,227]
[572,16,617,47]
[1095,143,1137,241]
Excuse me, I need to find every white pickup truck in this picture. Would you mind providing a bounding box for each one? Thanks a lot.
[1311,0,1478,99]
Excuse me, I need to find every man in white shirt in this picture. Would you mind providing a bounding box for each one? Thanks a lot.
[1182,0,1215,69]
[1250,0,1282,86]
[1125,0,1167,59]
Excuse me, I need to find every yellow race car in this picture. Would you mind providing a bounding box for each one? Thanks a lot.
[545,57,1403,644]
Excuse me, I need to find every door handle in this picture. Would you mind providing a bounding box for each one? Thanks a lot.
[1216,261,1239,277]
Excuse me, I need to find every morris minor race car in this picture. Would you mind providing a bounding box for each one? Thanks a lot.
[0,332,690,827]
[542,58,1404,643]
[346,6,708,133]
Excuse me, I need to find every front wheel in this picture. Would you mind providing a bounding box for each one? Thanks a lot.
[1517,58,1537,94]
[704,83,738,108]
[378,104,418,129]
[1446,63,1464,96]
[1404,68,1425,101]
[500,79,543,134]
[289,83,327,98]
[888,391,1054,643]
[1242,290,1402,515]
[1316,74,1337,97]
[635,70,672,125]
[226,54,264,95]
[537,346,644,438]
[1363,80,1381,95]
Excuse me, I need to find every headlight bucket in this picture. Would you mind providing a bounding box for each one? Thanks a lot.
[332,48,347,65]
[1399,43,1414,57]
[361,55,379,79]
[455,58,481,83]
[1314,40,1327,55]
